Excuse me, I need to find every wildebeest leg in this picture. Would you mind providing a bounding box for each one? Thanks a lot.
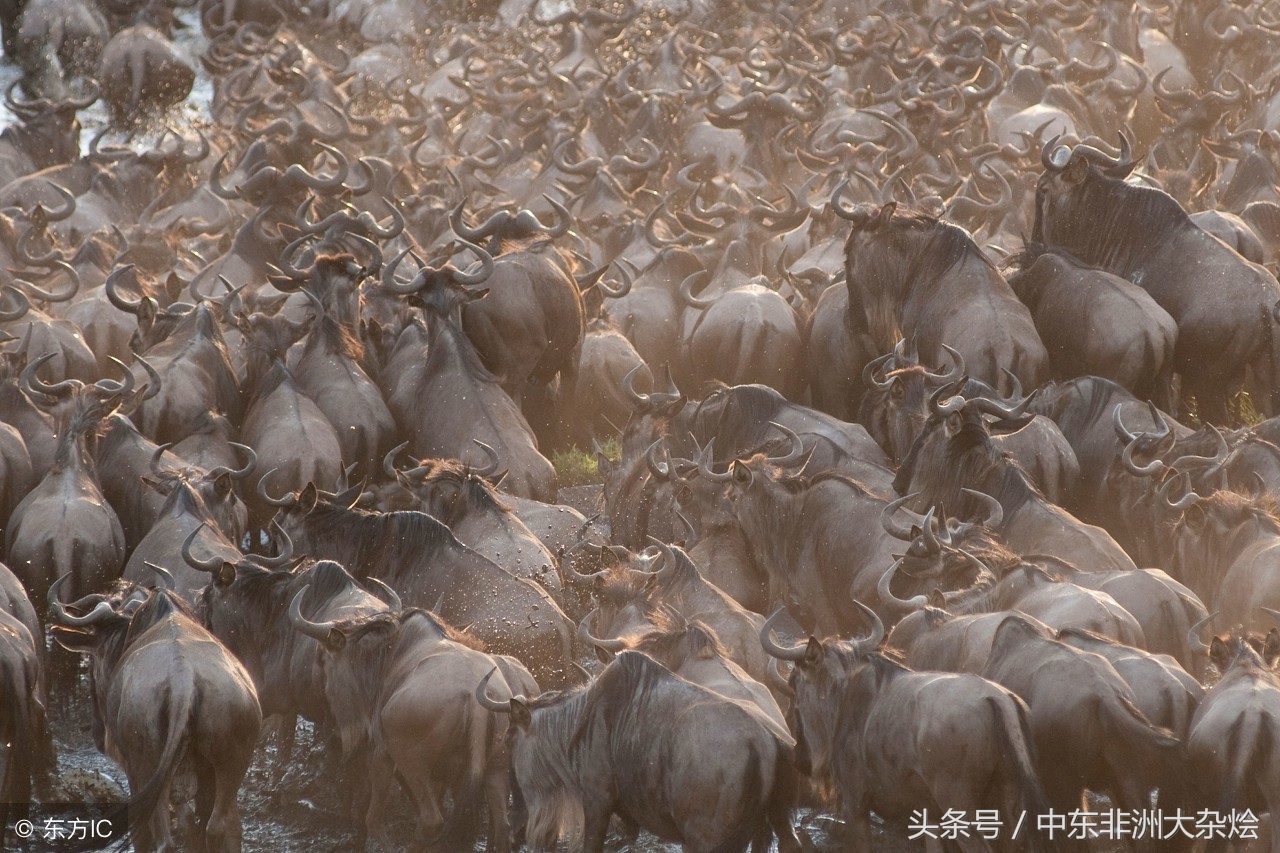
[844,786,874,852]
[482,756,511,853]
[580,799,612,853]
[268,714,295,786]
[200,726,254,853]
[363,747,404,850]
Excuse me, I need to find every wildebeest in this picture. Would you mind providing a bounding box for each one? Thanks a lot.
[842,200,1049,396]
[979,613,1180,845]
[894,383,1137,573]
[573,538,778,691]
[579,600,790,734]
[6,361,128,611]
[859,340,1080,502]
[1185,617,1280,852]
[1033,135,1280,423]
[760,605,1060,853]
[0,604,52,835]
[475,650,801,852]
[290,588,535,852]
[196,555,391,774]
[49,573,261,852]
[262,480,577,686]
[385,441,563,601]
[380,240,559,501]
[1005,242,1178,410]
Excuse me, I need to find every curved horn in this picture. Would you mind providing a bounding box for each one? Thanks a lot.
[1040,135,1070,171]
[208,442,257,480]
[1112,403,1139,443]
[470,440,500,477]
[364,576,402,610]
[961,488,1004,529]
[931,345,965,385]
[877,557,929,613]
[1159,471,1202,511]
[448,238,494,286]
[143,562,176,591]
[257,468,295,507]
[1122,433,1168,477]
[383,441,409,479]
[104,264,142,314]
[20,352,79,398]
[288,587,341,642]
[766,422,806,467]
[253,520,295,568]
[678,270,715,308]
[1186,610,1216,656]
[849,599,886,655]
[48,574,117,626]
[474,667,513,714]
[759,607,808,661]
[577,608,626,653]
[881,492,922,539]
[862,352,894,392]
[181,523,225,573]
[645,439,673,481]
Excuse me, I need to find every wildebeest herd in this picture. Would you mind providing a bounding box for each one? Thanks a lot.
[1,0,1280,849]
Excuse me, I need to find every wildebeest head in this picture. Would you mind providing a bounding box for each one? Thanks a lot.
[141,441,255,542]
[892,381,1037,520]
[1159,481,1280,588]
[1187,610,1280,676]
[383,440,507,526]
[876,494,1002,615]
[858,337,965,463]
[1031,133,1139,247]
[758,602,884,778]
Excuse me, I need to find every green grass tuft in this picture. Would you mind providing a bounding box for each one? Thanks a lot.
[552,438,620,487]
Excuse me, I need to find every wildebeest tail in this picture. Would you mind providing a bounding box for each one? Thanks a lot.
[762,742,801,853]
[711,741,766,853]
[1219,712,1271,813]
[986,696,1053,833]
[118,684,195,844]
[439,696,495,847]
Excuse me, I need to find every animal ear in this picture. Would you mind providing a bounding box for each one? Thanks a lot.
[1266,629,1280,668]
[213,472,233,498]
[731,461,753,486]
[1209,635,1230,670]
[595,453,613,477]
[324,628,347,651]
[944,412,964,437]
[468,287,491,302]
[1184,503,1207,531]
[593,646,613,665]
[300,482,319,513]
[164,272,185,303]
[873,201,896,228]
[137,296,158,328]
[802,637,823,666]
[1064,155,1090,185]
[216,562,237,587]
[511,697,532,729]
[928,588,947,609]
